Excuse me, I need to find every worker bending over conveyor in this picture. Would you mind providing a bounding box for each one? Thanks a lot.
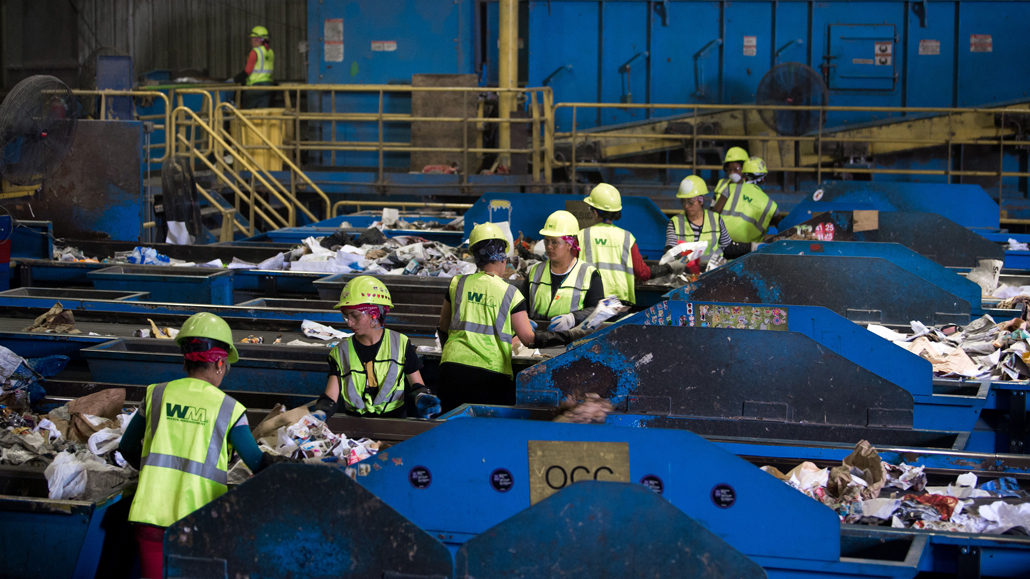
[577,183,684,306]
[522,210,604,332]
[310,275,442,420]
[666,175,731,270]
[119,313,303,579]
[437,223,585,412]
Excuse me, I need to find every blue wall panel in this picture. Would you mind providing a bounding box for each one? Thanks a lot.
[599,2,650,125]
[956,3,1030,107]
[723,2,773,103]
[649,2,722,106]
[528,1,601,130]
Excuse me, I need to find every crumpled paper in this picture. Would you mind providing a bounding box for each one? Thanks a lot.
[23,303,81,334]
[44,448,135,500]
[301,320,352,341]
[843,440,887,499]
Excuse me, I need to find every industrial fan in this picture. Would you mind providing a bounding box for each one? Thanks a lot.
[755,63,828,136]
[0,75,78,196]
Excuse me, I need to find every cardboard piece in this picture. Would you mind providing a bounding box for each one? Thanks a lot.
[853,210,879,232]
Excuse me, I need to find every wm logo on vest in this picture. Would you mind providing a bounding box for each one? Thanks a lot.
[595,239,607,245]
[166,403,209,425]
[466,291,498,307]
[743,194,754,203]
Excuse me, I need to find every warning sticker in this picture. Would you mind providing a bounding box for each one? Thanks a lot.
[971,34,993,53]
[874,41,893,56]
[324,19,343,62]
[919,39,940,55]
[852,58,874,65]
[743,36,757,57]
[876,55,892,66]
[371,40,397,52]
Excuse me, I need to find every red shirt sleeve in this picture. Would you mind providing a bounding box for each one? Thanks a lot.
[245,50,258,75]
[631,243,651,282]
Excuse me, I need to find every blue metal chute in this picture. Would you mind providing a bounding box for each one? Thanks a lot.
[455,481,767,579]
[752,240,984,307]
[356,418,842,564]
[164,463,454,579]
[770,211,1004,268]
[667,252,971,326]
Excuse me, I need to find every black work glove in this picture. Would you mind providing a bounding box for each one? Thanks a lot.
[533,327,590,349]
[233,71,248,84]
[309,393,338,420]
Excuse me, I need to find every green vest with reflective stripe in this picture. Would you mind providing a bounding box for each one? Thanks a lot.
[716,182,778,243]
[128,377,246,528]
[443,272,523,377]
[714,178,731,196]
[527,258,597,319]
[672,210,723,263]
[328,329,409,415]
[578,223,636,304]
[246,46,274,85]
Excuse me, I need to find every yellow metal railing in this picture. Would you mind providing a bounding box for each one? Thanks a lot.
[196,83,555,188]
[553,101,1030,203]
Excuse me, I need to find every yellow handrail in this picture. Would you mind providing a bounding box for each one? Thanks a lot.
[217,102,331,219]
[172,106,299,228]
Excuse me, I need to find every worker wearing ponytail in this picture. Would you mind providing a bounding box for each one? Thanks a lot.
[437,223,535,410]
[119,312,296,579]
[235,25,275,109]
[310,275,440,420]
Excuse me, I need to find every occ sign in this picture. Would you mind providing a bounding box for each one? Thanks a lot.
[527,441,630,505]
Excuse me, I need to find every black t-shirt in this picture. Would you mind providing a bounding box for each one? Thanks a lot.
[328,333,423,378]
[521,264,604,319]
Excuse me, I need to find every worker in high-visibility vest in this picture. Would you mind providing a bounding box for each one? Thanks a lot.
[577,183,684,305]
[713,157,778,244]
[437,223,583,411]
[713,146,749,198]
[665,175,731,269]
[310,276,441,420]
[119,312,299,579]
[522,210,604,331]
[233,25,275,109]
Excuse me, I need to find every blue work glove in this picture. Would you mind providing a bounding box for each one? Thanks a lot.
[529,319,538,330]
[548,313,576,332]
[416,393,442,418]
[310,410,327,421]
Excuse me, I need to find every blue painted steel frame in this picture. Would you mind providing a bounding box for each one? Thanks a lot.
[796,182,1000,229]
[463,192,670,259]
[356,418,842,564]
[753,240,983,309]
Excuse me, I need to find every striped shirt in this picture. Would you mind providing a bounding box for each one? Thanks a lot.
[665,215,732,250]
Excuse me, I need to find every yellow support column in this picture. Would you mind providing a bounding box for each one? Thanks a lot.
[498,0,518,168]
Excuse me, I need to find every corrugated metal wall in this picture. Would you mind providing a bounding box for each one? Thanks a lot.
[2,0,307,91]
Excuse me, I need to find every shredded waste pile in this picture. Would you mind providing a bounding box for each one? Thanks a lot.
[764,440,1030,534]
[1,346,136,501]
[867,315,1030,381]
[228,404,383,484]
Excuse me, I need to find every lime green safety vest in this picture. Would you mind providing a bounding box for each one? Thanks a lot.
[328,329,409,415]
[442,272,524,377]
[247,46,274,85]
[527,258,597,319]
[714,177,732,197]
[714,182,778,243]
[578,223,636,304]
[128,377,246,528]
[672,210,724,264]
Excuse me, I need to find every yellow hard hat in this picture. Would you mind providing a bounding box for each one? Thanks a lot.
[469,222,511,254]
[723,147,749,165]
[175,312,239,364]
[676,175,709,199]
[335,275,393,309]
[250,25,269,38]
[584,183,622,212]
[539,210,581,237]
[743,157,768,176]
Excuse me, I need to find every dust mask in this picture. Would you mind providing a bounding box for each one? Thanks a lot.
[729,173,742,183]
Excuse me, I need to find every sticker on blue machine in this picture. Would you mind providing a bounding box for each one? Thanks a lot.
[711,483,736,508]
[409,466,432,489]
[490,468,514,493]
[640,474,664,494]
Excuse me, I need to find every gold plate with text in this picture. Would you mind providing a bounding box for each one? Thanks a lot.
[527,440,630,505]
